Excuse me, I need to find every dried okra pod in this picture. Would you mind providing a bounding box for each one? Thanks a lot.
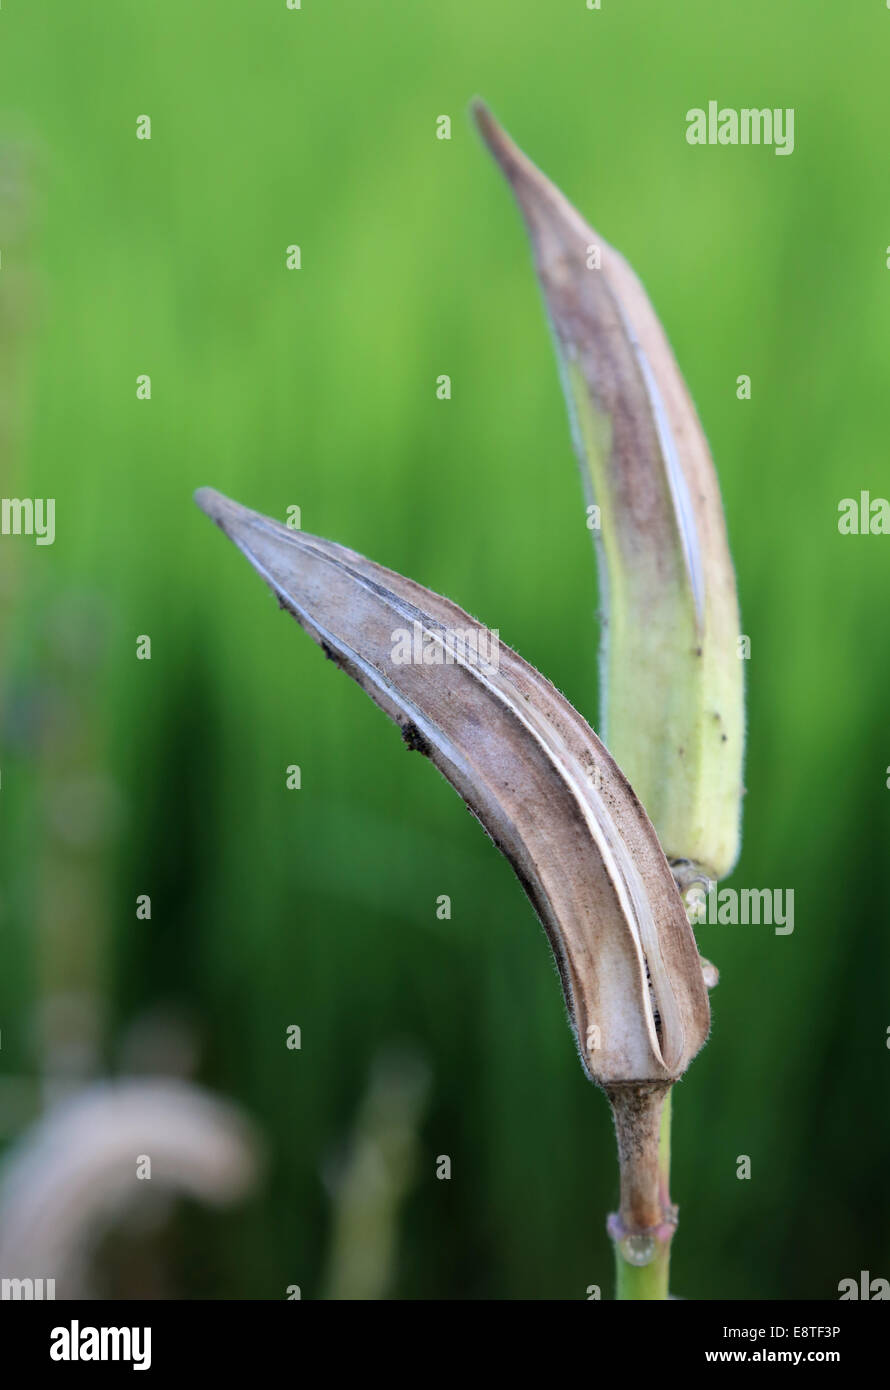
[474,102,745,887]
[195,486,709,1092]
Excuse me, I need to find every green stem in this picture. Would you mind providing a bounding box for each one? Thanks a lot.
[607,1084,677,1300]
[658,1087,673,1206]
[613,1229,672,1300]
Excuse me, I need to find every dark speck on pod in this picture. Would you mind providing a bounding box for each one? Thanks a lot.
[401,721,432,757]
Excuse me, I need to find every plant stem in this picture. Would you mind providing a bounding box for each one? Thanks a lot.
[612,1229,672,1300]
[607,1082,677,1300]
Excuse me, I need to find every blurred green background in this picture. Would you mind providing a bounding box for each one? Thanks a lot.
[0,0,888,1299]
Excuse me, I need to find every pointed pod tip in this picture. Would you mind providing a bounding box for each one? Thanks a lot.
[471,101,589,251]
[194,486,227,520]
[470,99,526,184]
[194,487,250,540]
[468,96,493,134]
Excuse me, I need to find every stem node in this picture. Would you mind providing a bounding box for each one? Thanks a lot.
[606,1081,676,1299]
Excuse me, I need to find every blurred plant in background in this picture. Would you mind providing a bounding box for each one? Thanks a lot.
[322,1047,430,1301]
[0,1077,260,1299]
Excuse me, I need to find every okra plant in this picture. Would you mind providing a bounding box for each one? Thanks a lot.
[196,105,744,1301]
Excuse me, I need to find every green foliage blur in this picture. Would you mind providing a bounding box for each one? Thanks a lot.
[0,0,888,1299]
